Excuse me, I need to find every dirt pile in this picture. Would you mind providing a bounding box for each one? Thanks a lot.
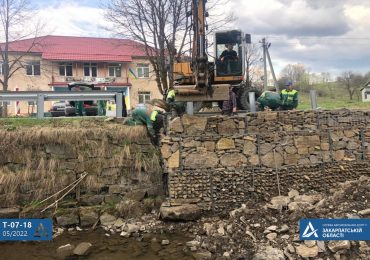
[187,175,370,259]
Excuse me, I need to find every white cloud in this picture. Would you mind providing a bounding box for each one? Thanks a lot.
[29,0,370,75]
[36,1,112,37]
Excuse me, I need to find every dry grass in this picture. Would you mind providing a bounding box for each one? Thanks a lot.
[0,122,160,207]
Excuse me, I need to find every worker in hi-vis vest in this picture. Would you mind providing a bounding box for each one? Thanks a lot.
[124,105,164,145]
[166,82,186,116]
[280,82,298,110]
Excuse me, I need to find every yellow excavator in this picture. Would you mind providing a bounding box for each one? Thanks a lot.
[172,0,257,110]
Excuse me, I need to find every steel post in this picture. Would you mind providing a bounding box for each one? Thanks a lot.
[37,94,45,119]
[186,102,194,115]
[115,93,123,118]
[249,92,256,112]
[310,90,318,110]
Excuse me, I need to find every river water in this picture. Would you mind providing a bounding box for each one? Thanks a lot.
[0,229,194,260]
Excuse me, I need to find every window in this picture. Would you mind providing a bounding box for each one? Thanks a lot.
[25,61,40,76]
[137,64,149,78]
[138,91,151,104]
[59,62,73,76]
[84,63,97,77]
[0,62,3,75]
[108,63,121,77]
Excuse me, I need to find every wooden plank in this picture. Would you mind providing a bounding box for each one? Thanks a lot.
[175,84,230,102]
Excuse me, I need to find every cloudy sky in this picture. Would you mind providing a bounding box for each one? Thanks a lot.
[31,0,370,77]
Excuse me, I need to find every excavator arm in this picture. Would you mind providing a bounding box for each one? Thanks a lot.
[191,0,208,89]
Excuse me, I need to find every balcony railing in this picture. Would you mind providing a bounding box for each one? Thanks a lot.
[52,76,129,84]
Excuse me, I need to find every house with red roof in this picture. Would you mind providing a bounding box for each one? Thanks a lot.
[1,35,161,114]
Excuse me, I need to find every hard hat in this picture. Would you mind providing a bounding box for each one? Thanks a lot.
[286,81,293,86]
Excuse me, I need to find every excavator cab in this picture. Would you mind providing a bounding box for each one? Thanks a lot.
[214,30,245,84]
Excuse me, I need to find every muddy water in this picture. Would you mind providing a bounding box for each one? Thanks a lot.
[0,229,194,260]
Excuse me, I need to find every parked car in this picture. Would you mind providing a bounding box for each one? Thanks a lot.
[49,101,71,117]
[66,82,99,116]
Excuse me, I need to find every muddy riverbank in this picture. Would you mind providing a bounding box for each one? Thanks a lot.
[0,228,194,260]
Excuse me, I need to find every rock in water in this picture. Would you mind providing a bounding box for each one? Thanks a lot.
[161,239,170,245]
[73,242,92,256]
[160,204,202,221]
[56,244,74,258]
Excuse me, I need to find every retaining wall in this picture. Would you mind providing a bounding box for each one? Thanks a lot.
[162,109,370,212]
[0,120,162,222]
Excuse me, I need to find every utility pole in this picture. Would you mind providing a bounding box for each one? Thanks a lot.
[262,38,268,91]
[266,43,279,92]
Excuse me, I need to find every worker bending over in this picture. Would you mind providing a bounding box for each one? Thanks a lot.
[280,82,298,110]
[124,105,164,146]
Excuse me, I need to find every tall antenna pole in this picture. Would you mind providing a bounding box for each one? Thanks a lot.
[262,38,268,91]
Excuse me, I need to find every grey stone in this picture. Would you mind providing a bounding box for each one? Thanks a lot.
[243,141,256,156]
[328,240,351,253]
[160,144,172,159]
[99,213,116,226]
[56,210,79,227]
[266,232,277,241]
[295,245,319,258]
[193,250,212,260]
[169,117,183,133]
[160,204,202,221]
[114,218,125,228]
[125,224,139,233]
[80,195,104,206]
[120,231,130,238]
[56,244,75,258]
[220,153,247,167]
[261,151,283,168]
[304,240,316,248]
[288,189,299,199]
[269,196,290,209]
[186,240,201,247]
[266,225,278,231]
[358,208,370,216]
[79,208,99,228]
[218,119,236,135]
[184,152,218,169]
[161,239,170,245]
[0,207,20,218]
[182,115,207,134]
[259,143,273,155]
[278,224,289,233]
[73,242,92,256]
[317,241,326,252]
[253,246,285,260]
[294,194,322,204]
[288,201,312,211]
[216,138,235,150]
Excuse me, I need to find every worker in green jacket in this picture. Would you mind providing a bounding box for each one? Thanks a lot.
[280,82,298,110]
[166,83,185,116]
[125,106,164,145]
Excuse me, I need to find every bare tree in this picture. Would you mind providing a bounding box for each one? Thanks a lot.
[280,63,307,84]
[245,43,262,88]
[0,0,43,116]
[105,0,191,96]
[337,71,366,101]
[105,0,234,96]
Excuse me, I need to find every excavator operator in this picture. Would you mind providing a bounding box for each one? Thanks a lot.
[219,44,238,74]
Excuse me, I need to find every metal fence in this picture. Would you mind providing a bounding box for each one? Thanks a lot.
[0,91,123,119]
